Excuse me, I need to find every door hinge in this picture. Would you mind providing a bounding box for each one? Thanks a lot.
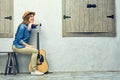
[63,15,71,19]
[4,16,12,20]
[107,15,114,19]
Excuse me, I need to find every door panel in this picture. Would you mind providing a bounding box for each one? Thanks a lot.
[0,0,13,37]
[83,0,89,32]
[64,0,89,32]
[106,0,115,32]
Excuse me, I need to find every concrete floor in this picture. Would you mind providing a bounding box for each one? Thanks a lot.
[0,72,120,80]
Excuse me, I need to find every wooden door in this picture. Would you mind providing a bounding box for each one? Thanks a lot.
[0,0,14,38]
[62,0,115,37]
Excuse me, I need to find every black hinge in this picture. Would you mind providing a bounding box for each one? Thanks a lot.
[63,15,71,19]
[4,16,12,20]
[107,15,114,19]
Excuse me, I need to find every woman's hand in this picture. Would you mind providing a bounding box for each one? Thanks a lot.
[22,42,36,49]
[32,22,39,26]
[27,45,36,48]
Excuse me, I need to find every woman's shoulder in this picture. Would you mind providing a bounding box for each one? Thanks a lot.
[19,24,27,29]
[19,23,27,27]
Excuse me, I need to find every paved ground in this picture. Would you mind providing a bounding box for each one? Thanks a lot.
[0,72,120,80]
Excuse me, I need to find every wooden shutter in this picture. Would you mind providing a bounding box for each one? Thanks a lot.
[0,0,14,38]
[62,0,115,37]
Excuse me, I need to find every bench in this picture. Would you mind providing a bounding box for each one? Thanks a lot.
[0,52,19,75]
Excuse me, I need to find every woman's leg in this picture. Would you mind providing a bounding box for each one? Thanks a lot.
[12,46,38,71]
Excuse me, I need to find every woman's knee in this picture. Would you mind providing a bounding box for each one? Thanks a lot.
[32,49,38,53]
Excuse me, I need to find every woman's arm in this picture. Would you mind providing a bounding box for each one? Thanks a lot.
[28,22,39,30]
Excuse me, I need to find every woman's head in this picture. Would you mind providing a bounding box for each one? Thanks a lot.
[22,11,35,24]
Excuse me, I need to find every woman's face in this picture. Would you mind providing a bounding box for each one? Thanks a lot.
[28,14,34,23]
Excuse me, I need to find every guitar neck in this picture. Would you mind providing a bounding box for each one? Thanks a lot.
[36,23,42,51]
[37,32,40,51]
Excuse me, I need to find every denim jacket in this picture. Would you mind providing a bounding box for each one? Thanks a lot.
[13,24,36,48]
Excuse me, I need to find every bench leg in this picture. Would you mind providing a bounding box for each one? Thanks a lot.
[13,52,19,73]
[4,52,19,75]
[4,53,10,75]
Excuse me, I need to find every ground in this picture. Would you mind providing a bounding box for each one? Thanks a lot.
[0,72,120,80]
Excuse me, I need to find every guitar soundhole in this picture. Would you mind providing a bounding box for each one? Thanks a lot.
[39,55,44,62]
[37,54,44,63]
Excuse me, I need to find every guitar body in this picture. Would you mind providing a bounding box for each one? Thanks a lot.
[29,49,48,73]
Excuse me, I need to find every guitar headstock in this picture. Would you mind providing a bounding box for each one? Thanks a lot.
[36,23,42,32]
[39,23,42,27]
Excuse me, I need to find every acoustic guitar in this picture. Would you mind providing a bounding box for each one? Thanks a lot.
[28,24,48,73]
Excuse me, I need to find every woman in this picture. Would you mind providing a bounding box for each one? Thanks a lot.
[12,11,44,75]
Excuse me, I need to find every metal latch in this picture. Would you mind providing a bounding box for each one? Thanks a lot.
[87,4,97,8]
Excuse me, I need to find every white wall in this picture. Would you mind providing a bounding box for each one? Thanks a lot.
[0,0,120,72]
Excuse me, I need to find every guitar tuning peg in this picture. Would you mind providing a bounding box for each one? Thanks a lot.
[39,23,42,26]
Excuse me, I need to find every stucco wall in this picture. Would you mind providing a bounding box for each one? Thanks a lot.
[0,0,120,73]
